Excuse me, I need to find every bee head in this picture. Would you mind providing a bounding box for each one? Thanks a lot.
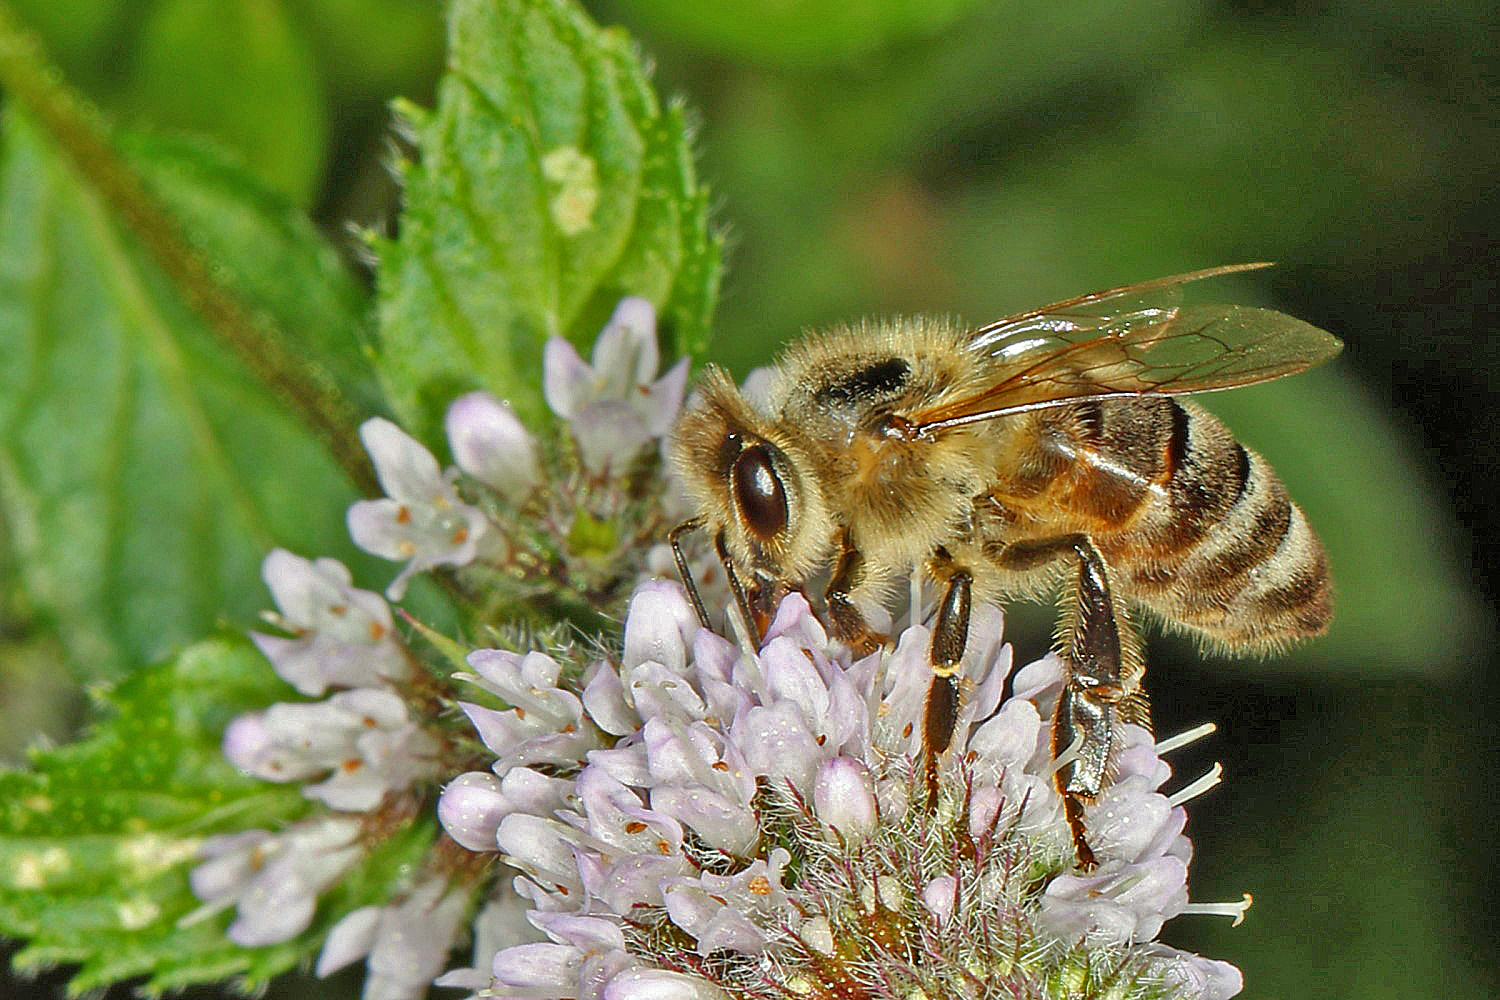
[668,366,832,582]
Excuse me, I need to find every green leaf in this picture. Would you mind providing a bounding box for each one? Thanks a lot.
[120,129,383,417]
[122,0,329,207]
[0,108,370,679]
[0,632,76,765]
[0,639,307,989]
[625,0,984,67]
[0,638,436,995]
[301,0,446,101]
[1196,369,1489,677]
[3,1,121,94]
[375,0,721,441]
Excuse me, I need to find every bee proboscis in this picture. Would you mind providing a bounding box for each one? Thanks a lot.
[667,263,1340,866]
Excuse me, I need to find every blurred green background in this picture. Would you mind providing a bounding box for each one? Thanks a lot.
[1,0,1496,996]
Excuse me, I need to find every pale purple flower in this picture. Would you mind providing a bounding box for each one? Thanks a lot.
[921,874,958,925]
[640,716,759,855]
[316,876,470,1000]
[445,391,540,501]
[435,887,543,994]
[437,767,572,853]
[442,580,1245,1000]
[543,298,688,475]
[661,848,794,953]
[347,418,495,599]
[223,688,441,811]
[184,817,362,947]
[456,649,605,775]
[1141,943,1246,1000]
[604,968,730,1000]
[250,549,411,696]
[489,914,638,998]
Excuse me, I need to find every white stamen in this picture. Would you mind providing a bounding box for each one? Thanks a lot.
[733,650,768,702]
[1043,730,1086,779]
[1181,892,1253,927]
[909,573,924,628]
[1167,762,1223,807]
[1154,721,1217,755]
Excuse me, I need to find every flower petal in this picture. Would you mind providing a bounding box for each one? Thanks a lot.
[438,771,510,852]
[359,418,445,503]
[316,905,380,976]
[543,337,591,419]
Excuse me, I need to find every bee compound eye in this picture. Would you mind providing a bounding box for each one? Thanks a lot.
[731,444,789,541]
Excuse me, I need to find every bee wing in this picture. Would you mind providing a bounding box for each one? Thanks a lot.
[964,263,1272,351]
[911,268,1343,433]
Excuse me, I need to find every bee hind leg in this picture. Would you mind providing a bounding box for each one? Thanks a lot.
[994,534,1146,870]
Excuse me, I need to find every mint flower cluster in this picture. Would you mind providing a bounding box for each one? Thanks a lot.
[190,300,1248,1000]
[439,582,1245,1000]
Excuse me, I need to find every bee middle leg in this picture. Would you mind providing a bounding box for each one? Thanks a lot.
[922,549,973,803]
[994,533,1146,869]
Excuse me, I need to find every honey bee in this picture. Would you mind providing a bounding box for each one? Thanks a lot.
[667,263,1339,866]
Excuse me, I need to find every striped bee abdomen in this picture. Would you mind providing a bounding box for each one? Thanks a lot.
[1106,399,1332,651]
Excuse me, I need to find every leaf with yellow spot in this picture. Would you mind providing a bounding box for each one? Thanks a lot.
[375,0,722,442]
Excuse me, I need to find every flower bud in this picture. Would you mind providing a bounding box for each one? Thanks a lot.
[437,772,509,852]
[812,756,877,842]
[445,391,540,499]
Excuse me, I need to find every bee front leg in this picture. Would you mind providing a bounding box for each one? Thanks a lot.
[712,530,766,645]
[995,534,1146,869]
[670,518,773,641]
[824,527,884,656]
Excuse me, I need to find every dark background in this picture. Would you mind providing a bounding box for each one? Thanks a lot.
[2,0,1496,996]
